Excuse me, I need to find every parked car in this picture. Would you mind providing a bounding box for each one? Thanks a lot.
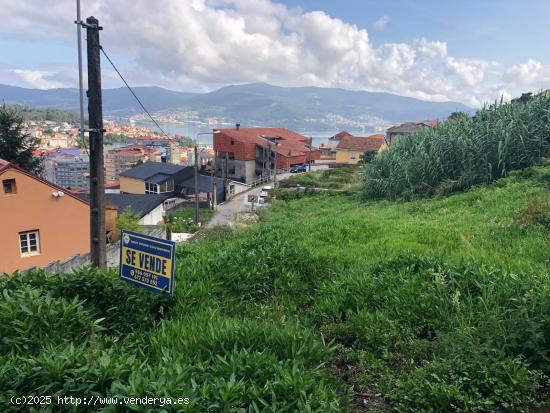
[290,164,308,173]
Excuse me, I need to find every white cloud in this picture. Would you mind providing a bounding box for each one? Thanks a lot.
[13,70,65,89]
[0,0,549,107]
[373,15,389,32]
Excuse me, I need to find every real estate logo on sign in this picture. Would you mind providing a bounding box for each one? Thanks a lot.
[119,229,175,297]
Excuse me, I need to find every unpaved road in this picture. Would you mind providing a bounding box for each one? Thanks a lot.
[206,172,294,228]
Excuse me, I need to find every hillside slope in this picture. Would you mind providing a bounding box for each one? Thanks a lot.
[1,165,548,412]
[0,82,471,130]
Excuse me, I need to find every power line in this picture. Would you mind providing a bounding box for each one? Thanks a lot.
[99,46,171,139]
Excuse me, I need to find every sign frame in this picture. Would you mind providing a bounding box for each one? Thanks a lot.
[119,229,176,297]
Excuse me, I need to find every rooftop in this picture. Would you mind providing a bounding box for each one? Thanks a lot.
[214,127,315,157]
[387,120,438,134]
[103,193,172,217]
[336,134,386,152]
[119,161,186,181]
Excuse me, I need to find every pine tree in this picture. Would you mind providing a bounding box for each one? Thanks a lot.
[0,104,42,173]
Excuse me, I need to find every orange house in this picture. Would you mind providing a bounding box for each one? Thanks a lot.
[0,159,90,274]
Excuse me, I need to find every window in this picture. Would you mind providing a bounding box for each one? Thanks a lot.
[145,182,159,194]
[19,230,40,256]
[350,151,356,160]
[3,179,16,194]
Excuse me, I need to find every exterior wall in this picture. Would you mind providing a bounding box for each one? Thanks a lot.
[226,181,249,199]
[119,176,145,194]
[217,158,256,183]
[139,204,165,226]
[0,169,90,274]
[234,159,256,183]
[214,133,256,160]
[336,149,361,165]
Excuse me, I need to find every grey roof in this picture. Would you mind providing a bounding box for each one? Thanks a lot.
[119,161,186,180]
[387,122,430,134]
[104,193,172,217]
[176,174,225,196]
[147,173,172,184]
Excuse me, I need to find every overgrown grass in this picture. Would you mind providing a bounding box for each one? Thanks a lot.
[282,166,363,191]
[363,93,550,200]
[1,165,549,412]
[165,208,215,233]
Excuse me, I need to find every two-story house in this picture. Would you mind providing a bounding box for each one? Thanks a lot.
[0,159,90,274]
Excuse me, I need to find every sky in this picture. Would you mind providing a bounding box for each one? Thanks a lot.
[0,0,549,107]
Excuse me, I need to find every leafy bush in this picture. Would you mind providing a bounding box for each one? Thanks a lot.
[363,93,550,200]
[115,207,142,235]
[165,208,214,233]
[313,255,550,411]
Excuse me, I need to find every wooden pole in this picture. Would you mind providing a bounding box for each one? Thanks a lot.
[210,154,216,209]
[194,145,200,224]
[86,16,106,268]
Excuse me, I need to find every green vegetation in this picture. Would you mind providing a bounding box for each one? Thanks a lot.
[364,93,550,200]
[282,166,363,191]
[115,208,143,236]
[104,132,129,145]
[0,104,42,173]
[6,104,81,124]
[1,164,549,412]
[165,208,214,233]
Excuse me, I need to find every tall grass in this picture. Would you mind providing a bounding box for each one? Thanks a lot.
[363,93,550,200]
[1,167,549,411]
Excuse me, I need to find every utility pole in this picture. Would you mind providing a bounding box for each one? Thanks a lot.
[75,0,85,146]
[194,145,200,224]
[86,16,106,267]
[308,137,313,172]
[273,140,278,188]
[210,153,216,209]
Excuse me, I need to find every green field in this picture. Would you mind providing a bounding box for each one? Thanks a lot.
[1,165,549,412]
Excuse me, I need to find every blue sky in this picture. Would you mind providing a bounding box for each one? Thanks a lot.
[279,0,550,65]
[1,0,549,106]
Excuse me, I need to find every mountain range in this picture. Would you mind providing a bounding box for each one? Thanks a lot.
[0,82,472,132]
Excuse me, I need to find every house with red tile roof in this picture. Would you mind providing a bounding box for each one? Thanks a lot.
[335,134,387,165]
[213,124,320,183]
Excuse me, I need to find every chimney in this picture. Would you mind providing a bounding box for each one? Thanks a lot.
[235,123,240,131]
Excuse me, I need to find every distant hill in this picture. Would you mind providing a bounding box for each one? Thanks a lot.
[0,82,472,131]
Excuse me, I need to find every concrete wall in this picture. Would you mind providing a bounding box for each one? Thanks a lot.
[0,168,90,274]
[139,203,165,226]
[119,176,145,194]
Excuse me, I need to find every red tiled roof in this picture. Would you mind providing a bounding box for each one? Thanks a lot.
[336,134,386,152]
[330,131,353,141]
[215,127,314,157]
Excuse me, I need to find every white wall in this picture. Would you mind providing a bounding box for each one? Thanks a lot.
[139,203,165,225]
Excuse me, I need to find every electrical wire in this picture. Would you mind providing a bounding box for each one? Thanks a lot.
[99,46,171,140]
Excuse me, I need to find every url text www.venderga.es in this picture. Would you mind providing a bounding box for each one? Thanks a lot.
[11,395,190,407]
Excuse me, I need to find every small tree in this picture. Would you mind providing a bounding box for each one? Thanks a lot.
[0,105,42,173]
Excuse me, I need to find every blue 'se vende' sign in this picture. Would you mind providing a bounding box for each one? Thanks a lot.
[119,229,175,297]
